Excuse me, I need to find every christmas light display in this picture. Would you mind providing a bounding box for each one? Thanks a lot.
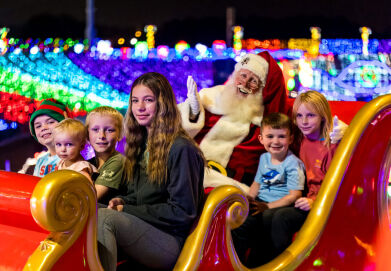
[2,33,391,132]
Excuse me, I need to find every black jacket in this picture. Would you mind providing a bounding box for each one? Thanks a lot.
[119,136,204,246]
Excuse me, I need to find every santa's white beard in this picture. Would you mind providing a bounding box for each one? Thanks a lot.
[216,82,263,122]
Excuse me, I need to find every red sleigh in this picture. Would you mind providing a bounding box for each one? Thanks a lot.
[1,95,390,270]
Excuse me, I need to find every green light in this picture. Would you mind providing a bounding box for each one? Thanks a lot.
[357,186,363,195]
[287,78,295,90]
[313,258,323,266]
[328,68,337,76]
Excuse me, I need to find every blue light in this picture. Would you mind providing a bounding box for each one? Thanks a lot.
[10,122,18,129]
[0,119,9,131]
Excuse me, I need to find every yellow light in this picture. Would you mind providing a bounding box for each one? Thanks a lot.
[118,38,125,45]
[144,25,157,49]
[288,39,312,51]
[232,25,243,51]
[135,31,142,38]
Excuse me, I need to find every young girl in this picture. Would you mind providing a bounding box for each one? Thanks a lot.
[29,99,70,177]
[266,90,339,259]
[85,106,128,204]
[53,119,97,183]
[97,72,205,271]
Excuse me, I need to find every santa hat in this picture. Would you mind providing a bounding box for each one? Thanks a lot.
[29,99,70,141]
[234,54,269,86]
[257,51,289,115]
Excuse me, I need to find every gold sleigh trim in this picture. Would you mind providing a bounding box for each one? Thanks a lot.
[24,170,103,271]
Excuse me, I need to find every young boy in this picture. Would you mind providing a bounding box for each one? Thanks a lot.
[85,106,128,204]
[232,112,305,266]
[248,112,305,213]
[29,99,70,177]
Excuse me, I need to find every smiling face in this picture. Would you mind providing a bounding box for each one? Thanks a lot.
[54,132,83,165]
[233,68,261,97]
[88,114,120,158]
[296,103,323,140]
[33,115,59,151]
[259,126,293,162]
[131,84,157,132]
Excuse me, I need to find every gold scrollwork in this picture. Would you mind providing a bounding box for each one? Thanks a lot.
[24,170,103,271]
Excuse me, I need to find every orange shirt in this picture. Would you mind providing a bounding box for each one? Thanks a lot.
[299,137,338,201]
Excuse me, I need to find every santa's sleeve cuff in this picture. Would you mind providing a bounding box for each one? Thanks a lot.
[178,99,205,138]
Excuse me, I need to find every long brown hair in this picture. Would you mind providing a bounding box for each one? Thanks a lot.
[125,72,204,184]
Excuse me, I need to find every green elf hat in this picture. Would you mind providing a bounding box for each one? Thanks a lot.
[29,99,70,141]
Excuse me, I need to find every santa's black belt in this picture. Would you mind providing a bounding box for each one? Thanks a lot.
[207,161,227,176]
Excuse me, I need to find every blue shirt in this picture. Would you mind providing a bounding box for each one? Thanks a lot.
[255,151,305,203]
[33,152,60,177]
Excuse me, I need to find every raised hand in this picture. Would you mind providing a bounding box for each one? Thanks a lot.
[329,115,348,144]
[187,75,201,116]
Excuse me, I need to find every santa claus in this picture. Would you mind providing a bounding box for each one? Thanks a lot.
[179,51,288,193]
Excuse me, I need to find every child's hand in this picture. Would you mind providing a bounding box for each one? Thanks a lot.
[108,197,125,212]
[329,116,348,144]
[250,200,269,216]
[294,197,313,211]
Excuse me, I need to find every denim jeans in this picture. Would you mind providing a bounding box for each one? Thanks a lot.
[97,208,180,271]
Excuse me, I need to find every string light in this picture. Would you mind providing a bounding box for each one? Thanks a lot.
[2,33,391,131]
[232,26,244,52]
[144,25,157,49]
[360,27,372,56]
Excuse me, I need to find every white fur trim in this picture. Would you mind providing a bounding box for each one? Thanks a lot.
[200,114,250,167]
[204,168,250,194]
[178,100,205,138]
[199,85,226,115]
[235,54,269,84]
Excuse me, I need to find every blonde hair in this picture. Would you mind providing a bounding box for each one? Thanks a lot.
[125,72,204,184]
[85,106,124,139]
[292,90,333,146]
[53,118,87,146]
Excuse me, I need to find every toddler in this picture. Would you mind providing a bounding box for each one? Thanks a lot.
[53,119,97,183]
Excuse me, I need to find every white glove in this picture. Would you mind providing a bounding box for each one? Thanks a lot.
[187,76,201,116]
[329,116,348,144]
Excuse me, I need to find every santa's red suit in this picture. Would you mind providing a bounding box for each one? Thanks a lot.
[179,51,288,193]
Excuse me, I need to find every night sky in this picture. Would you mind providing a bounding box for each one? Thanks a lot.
[1,0,390,45]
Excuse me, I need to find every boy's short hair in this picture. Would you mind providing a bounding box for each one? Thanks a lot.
[85,106,124,137]
[260,112,293,134]
[53,119,87,145]
[29,99,70,141]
